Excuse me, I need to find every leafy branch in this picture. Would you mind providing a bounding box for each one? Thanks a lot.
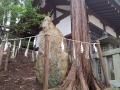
[0,0,49,37]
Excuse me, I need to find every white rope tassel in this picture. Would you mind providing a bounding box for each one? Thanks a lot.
[61,38,64,52]
[4,41,8,51]
[11,40,16,59]
[93,43,97,52]
[33,36,36,47]
[18,39,21,50]
[81,42,84,53]
[24,37,31,57]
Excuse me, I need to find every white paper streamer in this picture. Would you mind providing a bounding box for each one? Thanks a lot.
[85,44,90,59]
[11,40,16,59]
[81,43,84,53]
[61,38,64,52]
[24,37,31,57]
[4,41,8,51]
[93,43,97,52]
[8,42,12,47]
[33,36,36,47]
[18,39,21,49]
[36,33,41,47]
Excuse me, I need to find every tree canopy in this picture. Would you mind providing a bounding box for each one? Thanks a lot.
[0,0,48,36]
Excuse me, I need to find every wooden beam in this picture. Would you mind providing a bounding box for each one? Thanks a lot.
[108,19,120,22]
[108,0,120,13]
[92,7,115,11]
[97,12,119,15]
[87,1,108,6]
[53,11,70,25]
[95,9,117,13]
[87,7,116,31]
[102,16,120,19]
[65,33,72,39]
[47,0,70,5]
[50,9,54,16]
[96,40,110,87]
[103,24,106,31]
[86,0,106,4]
[90,3,109,8]
[56,8,69,13]
[102,15,120,18]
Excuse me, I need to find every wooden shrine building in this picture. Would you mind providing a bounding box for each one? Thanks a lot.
[32,0,120,88]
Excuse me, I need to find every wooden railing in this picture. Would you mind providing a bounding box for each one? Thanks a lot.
[92,47,120,87]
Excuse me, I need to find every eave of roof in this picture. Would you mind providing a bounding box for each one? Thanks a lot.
[33,0,120,34]
[86,0,120,29]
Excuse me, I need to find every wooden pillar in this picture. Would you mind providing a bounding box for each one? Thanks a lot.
[0,39,6,68]
[96,40,109,87]
[43,34,50,90]
[70,0,89,89]
[4,45,11,71]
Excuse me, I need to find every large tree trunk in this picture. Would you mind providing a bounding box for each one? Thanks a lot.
[48,0,106,90]
[70,0,103,89]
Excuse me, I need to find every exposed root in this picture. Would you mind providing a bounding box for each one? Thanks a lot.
[48,59,106,90]
[93,78,101,90]
[78,72,89,90]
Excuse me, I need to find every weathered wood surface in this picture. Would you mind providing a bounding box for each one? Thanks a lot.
[43,34,50,90]
[70,0,104,90]
[4,45,11,71]
[96,40,109,87]
[71,0,90,89]
[36,16,69,88]
[0,40,5,68]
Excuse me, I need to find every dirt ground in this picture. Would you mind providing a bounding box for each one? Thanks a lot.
[0,51,42,90]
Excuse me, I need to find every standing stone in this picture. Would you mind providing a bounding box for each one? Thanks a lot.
[36,16,69,88]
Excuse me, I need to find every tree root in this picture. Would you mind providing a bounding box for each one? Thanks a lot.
[48,61,105,90]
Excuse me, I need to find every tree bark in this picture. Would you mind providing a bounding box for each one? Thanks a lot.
[70,0,104,89]
[70,0,90,89]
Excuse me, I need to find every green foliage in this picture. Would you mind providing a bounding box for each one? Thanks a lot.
[0,0,48,36]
